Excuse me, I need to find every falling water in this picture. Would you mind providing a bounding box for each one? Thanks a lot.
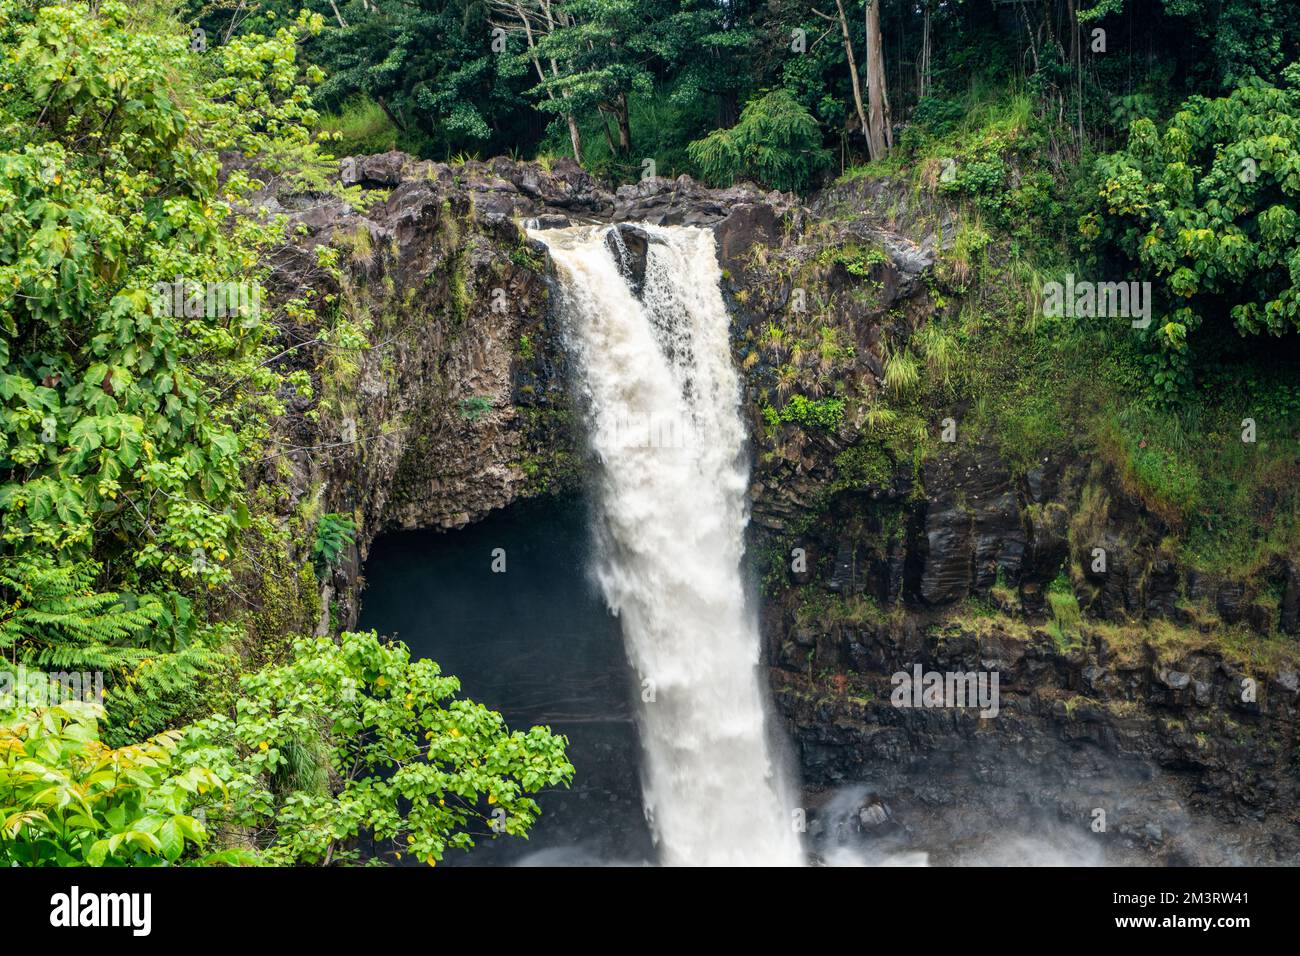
[528,222,804,866]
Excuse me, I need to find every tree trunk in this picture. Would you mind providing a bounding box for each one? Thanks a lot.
[1068,0,1083,149]
[719,87,739,129]
[615,93,631,155]
[863,0,891,159]
[919,2,931,100]
[498,0,583,163]
[566,112,583,164]
[222,0,248,43]
[376,95,407,132]
[601,113,618,155]
[828,0,869,151]
[1018,0,1041,75]
[539,0,582,162]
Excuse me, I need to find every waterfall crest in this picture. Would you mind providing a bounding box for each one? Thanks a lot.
[528,223,804,866]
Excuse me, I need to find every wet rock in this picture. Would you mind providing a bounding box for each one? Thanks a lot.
[920,507,973,605]
[1145,559,1182,618]
[1186,569,1216,601]
[1021,502,1069,614]
[1216,581,1248,624]
[914,450,1029,606]
[1245,601,1273,633]
[506,156,611,215]
[714,203,781,273]
[612,175,780,226]
[972,490,1025,589]
[733,162,1300,865]
[1081,531,1140,619]
[1024,459,1061,503]
[878,233,933,287]
[528,214,571,230]
[1080,664,1107,694]
[603,223,661,296]
[855,794,901,838]
[1160,670,1192,691]
[828,540,869,594]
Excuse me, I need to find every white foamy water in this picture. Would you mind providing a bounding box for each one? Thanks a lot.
[528,223,804,866]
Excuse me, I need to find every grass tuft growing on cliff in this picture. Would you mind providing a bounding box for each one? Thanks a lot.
[1046,576,1083,651]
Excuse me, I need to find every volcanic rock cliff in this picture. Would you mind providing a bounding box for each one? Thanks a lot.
[257,151,1299,863]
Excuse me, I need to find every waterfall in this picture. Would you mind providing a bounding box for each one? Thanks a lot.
[528,222,804,866]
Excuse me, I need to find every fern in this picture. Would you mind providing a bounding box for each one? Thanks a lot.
[0,554,156,668]
[102,645,228,747]
[688,90,833,193]
[0,554,231,741]
[0,554,230,743]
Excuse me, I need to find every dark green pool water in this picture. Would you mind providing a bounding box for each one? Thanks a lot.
[357,495,654,866]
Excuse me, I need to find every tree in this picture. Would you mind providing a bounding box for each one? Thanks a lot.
[530,0,662,158]
[177,631,574,865]
[0,2,330,584]
[813,0,889,161]
[814,0,869,156]
[1079,0,1300,91]
[303,0,540,158]
[688,88,833,192]
[649,0,759,133]
[2,631,573,866]
[863,0,891,160]
[489,0,584,161]
[918,0,933,101]
[0,0,345,740]
[1082,64,1300,394]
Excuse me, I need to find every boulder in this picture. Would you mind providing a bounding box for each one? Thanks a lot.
[1280,560,1300,634]
[603,223,661,296]
[340,150,412,187]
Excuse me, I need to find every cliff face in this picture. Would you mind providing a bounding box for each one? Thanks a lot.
[261,151,797,627]
[715,173,1299,862]
[263,152,1298,861]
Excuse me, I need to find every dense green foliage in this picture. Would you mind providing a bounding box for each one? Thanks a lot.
[0,0,572,867]
[186,0,1300,179]
[762,394,845,431]
[1,633,572,866]
[0,701,227,866]
[2,0,1297,868]
[178,631,574,866]
[689,89,832,192]
[0,0,337,745]
[304,0,538,157]
[1082,65,1300,392]
[312,512,356,575]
